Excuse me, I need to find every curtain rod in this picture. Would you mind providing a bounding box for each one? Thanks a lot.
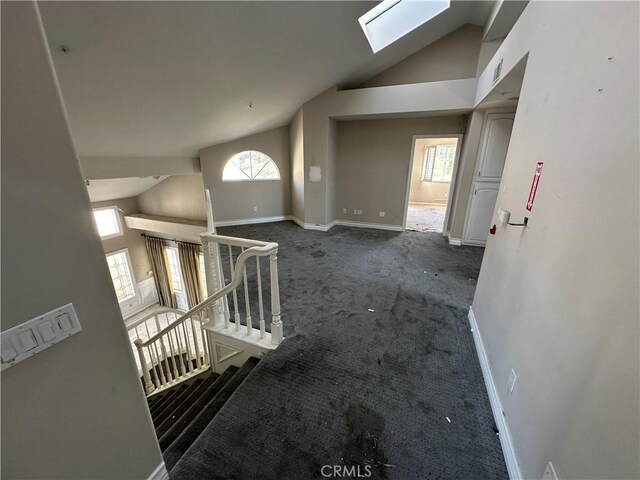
[140,233,201,247]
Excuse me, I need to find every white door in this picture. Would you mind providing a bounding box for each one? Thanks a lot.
[463,110,515,246]
[476,113,515,181]
[464,186,499,245]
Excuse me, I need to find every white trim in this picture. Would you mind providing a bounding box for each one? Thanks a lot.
[447,233,462,246]
[214,215,290,227]
[468,307,523,480]
[333,220,403,232]
[147,463,169,480]
[289,216,335,231]
[402,134,464,233]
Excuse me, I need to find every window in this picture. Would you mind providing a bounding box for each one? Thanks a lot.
[106,249,136,303]
[422,145,456,183]
[358,0,450,53]
[222,150,280,182]
[198,253,208,297]
[165,247,184,292]
[93,206,123,239]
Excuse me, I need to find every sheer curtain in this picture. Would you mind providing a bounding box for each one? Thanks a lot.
[178,241,203,308]
[144,236,174,308]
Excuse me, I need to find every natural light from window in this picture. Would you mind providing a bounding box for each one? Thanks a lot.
[106,250,135,302]
[165,247,184,292]
[422,145,456,183]
[222,150,280,182]
[358,0,450,53]
[93,206,122,238]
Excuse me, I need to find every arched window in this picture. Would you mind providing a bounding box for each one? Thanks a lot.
[222,150,280,182]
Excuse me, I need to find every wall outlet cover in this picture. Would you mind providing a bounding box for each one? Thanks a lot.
[379,211,385,217]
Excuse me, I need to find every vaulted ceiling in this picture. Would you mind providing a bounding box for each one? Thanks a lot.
[39,1,492,158]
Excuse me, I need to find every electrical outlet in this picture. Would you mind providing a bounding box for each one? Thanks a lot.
[508,368,517,393]
[343,208,347,214]
[353,209,358,215]
[543,462,558,480]
[379,211,385,217]
[253,206,258,212]
[356,210,363,215]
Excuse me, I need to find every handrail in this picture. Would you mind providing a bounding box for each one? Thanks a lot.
[134,242,278,348]
[125,307,184,330]
[199,233,271,249]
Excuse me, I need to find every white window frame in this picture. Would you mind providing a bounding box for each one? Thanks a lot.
[164,246,185,293]
[222,150,281,182]
[422,145,456,183]
[106,248,137,304]
[93,205,124,240]
[198,252,208,298]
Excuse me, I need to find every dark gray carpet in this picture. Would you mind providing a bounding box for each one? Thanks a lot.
[171,221,507,479]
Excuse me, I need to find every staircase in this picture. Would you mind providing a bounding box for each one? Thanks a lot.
[147,357,260,472]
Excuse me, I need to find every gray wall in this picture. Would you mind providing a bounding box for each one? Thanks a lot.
[1,3,162,478]
[361,24,482,88]
[92,197,152,282]
[290,108,305,221]
[472,2,639,478]
[137,174,207,222]
[200,126,291,222]
[335,116,466,227]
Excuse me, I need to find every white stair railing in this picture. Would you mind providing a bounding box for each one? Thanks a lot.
[134,237,281,395]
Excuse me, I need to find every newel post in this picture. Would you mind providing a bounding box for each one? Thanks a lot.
[134,339,155,395]
[269,250,283,345]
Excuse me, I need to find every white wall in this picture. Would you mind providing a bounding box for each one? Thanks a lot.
[81,156,200,180]
[361,24,482,88]
[199,126,291,222]
[1,3,163,478]
[136,173,207,222]
[472,2,639,478]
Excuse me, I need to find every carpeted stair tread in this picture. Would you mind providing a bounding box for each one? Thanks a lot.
[151,385,188,421]
[158,366,239,451]
[163,357,260,471]
[149,389,178,415]
[155,373,220,438]
[153,379,205,426]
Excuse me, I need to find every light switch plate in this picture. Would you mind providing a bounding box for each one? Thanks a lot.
[1,303,81,371]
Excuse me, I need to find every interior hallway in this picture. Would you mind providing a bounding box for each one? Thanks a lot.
[170,221,502,479]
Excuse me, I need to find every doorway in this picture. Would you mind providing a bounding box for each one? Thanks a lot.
[404,135,462,234]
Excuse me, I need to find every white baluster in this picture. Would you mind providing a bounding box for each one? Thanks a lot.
[153,340,167,387]
[269,250,283,345]
[228,245,241,331]
[135,340,155,394]
[256,257,265,339]
[190,317,203,369]
[241,247,252,335]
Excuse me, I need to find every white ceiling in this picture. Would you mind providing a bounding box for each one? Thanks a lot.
[87,176,168,202]
[40,1,492,158]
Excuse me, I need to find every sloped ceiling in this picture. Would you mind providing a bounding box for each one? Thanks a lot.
[39,1,492,158]
[86,176,168,202]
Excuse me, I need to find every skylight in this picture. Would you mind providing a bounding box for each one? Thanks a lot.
[358,0,450,53]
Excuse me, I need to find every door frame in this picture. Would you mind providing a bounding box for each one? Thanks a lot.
[402,134,464,235]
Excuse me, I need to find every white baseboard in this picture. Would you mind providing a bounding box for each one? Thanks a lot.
[290,217,403,233]
[333,220,404,232]
[447,233,462,246]
[214,215,290,227]
[468,307,522,480]
[148,463,169,480]
[290,216,335,231]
